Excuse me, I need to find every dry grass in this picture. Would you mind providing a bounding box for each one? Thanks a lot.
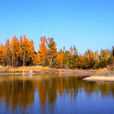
[95,68,114,76]
[0,65,95,76]
[0,66,79,73]
[96,68,108,74]
[0,65,83,73]
[0,66,59,73]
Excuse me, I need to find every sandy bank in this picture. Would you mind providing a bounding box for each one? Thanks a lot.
[83,76,114,82]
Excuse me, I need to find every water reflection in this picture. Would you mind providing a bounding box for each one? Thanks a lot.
[0,75,114,112]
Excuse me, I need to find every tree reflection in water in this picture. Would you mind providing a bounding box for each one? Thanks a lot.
[0,75,114,111]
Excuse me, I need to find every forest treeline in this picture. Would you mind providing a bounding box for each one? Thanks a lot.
[0,35,114,69]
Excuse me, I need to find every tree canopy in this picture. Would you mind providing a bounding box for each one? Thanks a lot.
[0,35,113,69]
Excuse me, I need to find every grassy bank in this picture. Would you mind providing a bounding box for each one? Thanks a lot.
[95,68,114,76]
[0,65,58,73]
[83,68,114,81]
[0,65,95,75]
[1,65,114,81]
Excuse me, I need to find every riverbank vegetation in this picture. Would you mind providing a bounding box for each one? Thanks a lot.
[0,35,114,70]
[0,65,95,76]
[83,68,114,81]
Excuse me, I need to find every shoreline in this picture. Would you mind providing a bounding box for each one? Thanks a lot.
[0,65,96,76]
[0,70,95,76]
[0,68,114,82]
[83,76,114,82]
[1,66,114,82]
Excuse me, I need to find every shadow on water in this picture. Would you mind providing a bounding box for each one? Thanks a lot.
[0,75,114,113]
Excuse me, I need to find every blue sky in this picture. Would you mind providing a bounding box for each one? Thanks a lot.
[0,0,114,54]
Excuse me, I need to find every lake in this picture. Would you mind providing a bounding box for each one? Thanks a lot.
[0,75,114,114]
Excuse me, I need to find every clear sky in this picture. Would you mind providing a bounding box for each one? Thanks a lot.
[0,0,114,54]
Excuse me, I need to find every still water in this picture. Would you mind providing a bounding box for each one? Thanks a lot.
[0,75,114,114]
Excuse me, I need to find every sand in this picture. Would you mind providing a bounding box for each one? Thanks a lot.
[83,76,114,82]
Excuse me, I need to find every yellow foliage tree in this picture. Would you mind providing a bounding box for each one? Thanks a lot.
[20,35,35,66]
[38,36,48,65]
[5,39,11,66]
[11,36,22,66]
[47,38,57,67]
[57,49,64,68]
[0,44,6,65]
[100,49,109,67]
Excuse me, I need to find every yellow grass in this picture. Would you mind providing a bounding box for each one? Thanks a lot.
[0,65,94,75]
[0,65,83,73]
[0,66,58,73]
[0,65,77,73]
[96,68,108,74]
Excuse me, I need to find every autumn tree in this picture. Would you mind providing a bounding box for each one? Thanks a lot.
[47,38,57,67]
[84,49,95,68]
[0,44,6,65]
[38,36,48,66]
[68,45,78,68]
[33,53,38,65]
[100,49,109,67]
[57,49,64,68]
[76,54,85,69]
[20,35,35,66]
[63,50,71,68]
[72,45,78,68]
[93,51,100,68]
[10,36,22,66]
[108,47,114,70]
[5,39,11,66]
